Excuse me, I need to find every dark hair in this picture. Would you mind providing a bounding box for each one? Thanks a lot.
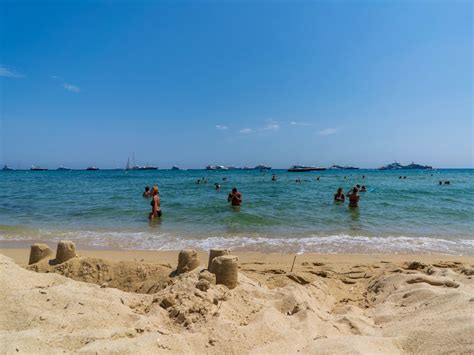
[353,187,358,193]
[145,186,150,191]
[337,187,343,193]
[356,184,361,188]
[232,187,237,193]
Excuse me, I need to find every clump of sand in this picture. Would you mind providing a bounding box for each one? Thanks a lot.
[27,256,172,294]
[1,253,473,354]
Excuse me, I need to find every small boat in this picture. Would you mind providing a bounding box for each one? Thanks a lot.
[171,166,181,170]
[287,165,326,172]
[254,165,271,170]
[86,166,99,171]
[136,165,158,170]
[328,165,359,170]
[206,165,228,170]
[30,166,48,171]
[126,154,157,170]
[227,165,241,170]
[2,165,13,171]
[57,166,71,171]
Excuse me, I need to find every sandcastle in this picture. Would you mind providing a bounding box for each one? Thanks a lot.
[28,243,54,265]
[208,248,231,270]
[176,249,200,275]
[210,255,239,289]
[55,240,78,264]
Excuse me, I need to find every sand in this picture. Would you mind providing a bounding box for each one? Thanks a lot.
[1,247,473,354]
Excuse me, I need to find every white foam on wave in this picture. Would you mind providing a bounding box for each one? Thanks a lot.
[0,228,473,255]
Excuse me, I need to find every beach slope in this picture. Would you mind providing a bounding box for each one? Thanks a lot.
[0,251,473,354]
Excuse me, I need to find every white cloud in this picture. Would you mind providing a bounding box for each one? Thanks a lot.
[51,75,63,80]
[318,128,337,135]
[63,83,81,93]
[290,121,311,126]
[239,128,253,134]
[215,125,229,130]
[0,65,23,78]
[263,123,280,131]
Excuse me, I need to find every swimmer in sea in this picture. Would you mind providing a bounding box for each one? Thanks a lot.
[360,185,367,192]
[227,187,242,207]
[272,174,277,182]
[334,187,345,202]
[148,186,162,219]
[347,187,360,208]
[316,177,320,181]
[215,183,220,190]
[142,186,152,197]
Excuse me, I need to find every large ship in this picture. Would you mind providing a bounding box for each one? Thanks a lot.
[288,165,326,172]
[2,165,13,171]
[30,166,48,171]
[379,161,432,170]
[404,162,433,170]
[254,165,272,170]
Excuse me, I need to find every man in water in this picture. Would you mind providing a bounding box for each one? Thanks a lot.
[143,186,152,197]
[334,187,345,202]
[347,187,360,208]
[215,183,221,190]
[148,186,162,219]
[271,174,277,181]
[227,187,242,207]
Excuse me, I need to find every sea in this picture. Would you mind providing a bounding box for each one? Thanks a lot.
[0,169,473,255]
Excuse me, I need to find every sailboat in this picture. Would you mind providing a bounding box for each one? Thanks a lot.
[126,154,158,170]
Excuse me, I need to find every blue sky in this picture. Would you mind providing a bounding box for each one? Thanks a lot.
[0,0,472,169]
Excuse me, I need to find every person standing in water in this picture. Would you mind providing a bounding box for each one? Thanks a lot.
[142,186,152,197]
[347,187,360,208]
[271,174,277,182]
[228,187,242,207]
[334,187,345,202]
[149,186,162,219]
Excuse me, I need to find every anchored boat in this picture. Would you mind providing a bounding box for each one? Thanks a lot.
[287,165,326,172]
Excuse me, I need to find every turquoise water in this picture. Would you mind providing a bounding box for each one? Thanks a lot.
[0,169,473,254]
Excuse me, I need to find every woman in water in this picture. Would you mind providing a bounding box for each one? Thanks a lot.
[148,186,162,219]
[334,187,345,202]
[228,187,242,207]
[347,187,360,208]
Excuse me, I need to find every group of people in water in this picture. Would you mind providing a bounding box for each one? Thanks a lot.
[334,184,366,208]
[142,174,369,219]
[143,183,243,219]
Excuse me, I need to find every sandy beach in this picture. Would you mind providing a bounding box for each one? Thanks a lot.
[1,245,473,354]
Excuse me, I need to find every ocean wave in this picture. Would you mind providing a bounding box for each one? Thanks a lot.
[0,229,473,255]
